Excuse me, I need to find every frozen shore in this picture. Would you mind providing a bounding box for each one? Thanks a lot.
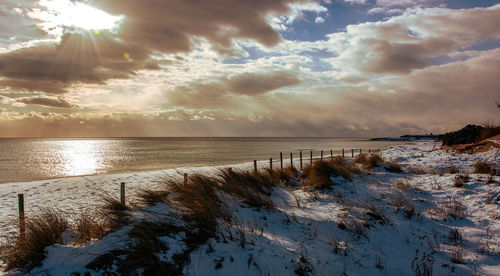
[1,141,499,275]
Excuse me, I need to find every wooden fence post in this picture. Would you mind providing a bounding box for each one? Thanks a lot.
[360,149,362,155]
[310,150,313,166]
[228,167,233,173]
[120,182,126,206]
[184,173,188,185]
[351,149,354,158]
[300,151,303,170]
[342,148,345,158]
[320,150,323,161]
[330,149,333,160]
[270,158,273,171]
[290,152,293,168]
[254,160,257,174]
[18,194,25,238]
[280,152,283,170]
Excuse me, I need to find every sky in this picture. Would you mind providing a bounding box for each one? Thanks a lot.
[0,0,499,138]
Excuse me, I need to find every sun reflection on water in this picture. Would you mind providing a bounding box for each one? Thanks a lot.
[55,140,104,176]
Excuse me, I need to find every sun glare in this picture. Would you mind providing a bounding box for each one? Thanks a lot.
[30,0,123,37]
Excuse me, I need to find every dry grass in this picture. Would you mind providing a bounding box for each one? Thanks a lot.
[218,168,279,208]
[390,192,416,219]
[0,208,69,272]
[354,153,402,172]
[447,166,460,174]
[135,188,170,206]
[393,180,419,192]
[438,196,466,218]
[474,161,492,174]
[411,250,434,276]
[168,174,231,232]
[88,173,232,274]
[302,159,353,190]
[408,166,428,175]
[384,161,403,173]
[447,228,462,246]
[354,153,383,170]
[453,173,468,188]
[451,246,465,264]
[73,212,108,245]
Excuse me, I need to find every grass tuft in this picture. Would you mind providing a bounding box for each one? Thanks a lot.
[474,161,492,174]
[0,208,69,272]
[302,159,353,190]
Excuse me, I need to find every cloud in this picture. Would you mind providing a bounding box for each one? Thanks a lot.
[368,0,442,14]
[94,0,312,51]
[0,31,157,93]
[0,0,312,93]
[327,5,500,74]
[167,71,301,109]
[16,97,76,108]
[226,72,301,95]
[269,2,328,31]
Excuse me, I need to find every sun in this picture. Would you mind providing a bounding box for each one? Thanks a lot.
[29,0,123,37]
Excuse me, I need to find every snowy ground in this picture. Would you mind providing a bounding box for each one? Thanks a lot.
[1,141,500,275]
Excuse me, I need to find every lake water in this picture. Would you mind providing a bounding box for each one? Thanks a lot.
[0,138,406,183]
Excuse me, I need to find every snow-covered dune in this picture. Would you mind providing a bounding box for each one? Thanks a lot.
[1,142,499,275]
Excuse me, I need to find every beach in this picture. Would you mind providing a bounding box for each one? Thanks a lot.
[1,141,499,275]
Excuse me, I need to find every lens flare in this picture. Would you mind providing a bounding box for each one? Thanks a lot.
[28,0,123,37]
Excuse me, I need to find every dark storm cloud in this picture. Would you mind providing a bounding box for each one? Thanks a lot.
[16,97,76,108]
[0,32,157,93]
[166,71,302,108]
[226,72,301,95]
[330,4,500,74]
[93,0,310,52]
[0,0,310,93]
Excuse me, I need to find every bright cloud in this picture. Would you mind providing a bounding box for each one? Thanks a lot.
[0,1,499,137]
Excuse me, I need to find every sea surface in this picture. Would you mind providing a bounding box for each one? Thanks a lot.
[0,137,406,183]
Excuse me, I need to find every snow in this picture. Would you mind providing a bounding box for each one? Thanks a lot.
[1,141,499,275]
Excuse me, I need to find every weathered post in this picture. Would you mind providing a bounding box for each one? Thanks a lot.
[254,160,257,174]
[351,149,354,158]
[310,150,313,166]
[290,152,293,168]
[280,152,283,170]
[320,150,323,161]
[120,182,126,206]
[18,194,25,238]
[184,173,188,185]
[342,149,345,158]
[270,158,273,171]
[360,149,362,155]
[330,149,333,160]
[300,151,303,170]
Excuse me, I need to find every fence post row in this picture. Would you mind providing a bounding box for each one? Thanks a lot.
[18,194,25,238]
[120,182,126,205]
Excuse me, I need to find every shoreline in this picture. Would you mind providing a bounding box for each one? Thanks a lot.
[1,140,499,275]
